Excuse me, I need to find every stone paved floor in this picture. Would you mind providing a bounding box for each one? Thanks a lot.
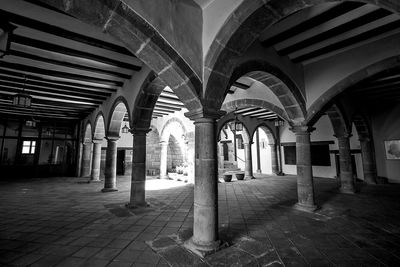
[1,175,400,266]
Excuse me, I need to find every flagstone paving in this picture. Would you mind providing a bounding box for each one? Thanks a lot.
[1,175,400,266]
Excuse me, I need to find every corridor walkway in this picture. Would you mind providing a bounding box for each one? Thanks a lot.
[1,175,400,266]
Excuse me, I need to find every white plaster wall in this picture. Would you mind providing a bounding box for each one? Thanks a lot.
[252,129,272,174]
[281,115,338,178]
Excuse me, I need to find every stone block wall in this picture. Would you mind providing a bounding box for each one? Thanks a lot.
[167,135,184,171]
[146,129,161,175]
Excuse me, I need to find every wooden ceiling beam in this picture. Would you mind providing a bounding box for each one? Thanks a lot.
[0,61,123,87]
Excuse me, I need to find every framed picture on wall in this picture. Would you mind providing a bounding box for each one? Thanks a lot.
[384,140,400,160]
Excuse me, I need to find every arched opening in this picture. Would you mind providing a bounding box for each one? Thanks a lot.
[159,118,190,182]
[217,117,252,181]
[91,114,106,181]
[106,100,130,176]
[252,126,276,175]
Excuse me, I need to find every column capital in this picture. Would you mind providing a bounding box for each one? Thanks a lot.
[105,136,120,142]
[290,126,315,134]
[92,138,103,144]
[159,140,168,145]
[129,127,151,136]
[83,141,92,145]
[269,143,276,147]
[184,108,226,121]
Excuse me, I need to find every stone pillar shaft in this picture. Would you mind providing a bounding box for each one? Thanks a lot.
[129,130,148,207]
[90,140,102,181]
[192,117,219,251]
[244,142,254,179]
[103,137,118,192]
[292,126,317,211]
[337,135,355,193]
[218,142,224,170]
[159,141,169,179]
[360,138,377,184]
[256,129,261,173]
[269,144,279,174]
[81,142,92,177]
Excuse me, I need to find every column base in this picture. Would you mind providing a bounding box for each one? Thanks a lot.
[245,175,255,180]
[339,187,356,194]
[101,188,118,193]
[277,172,285,176]
[125,202,149,209]
[183,237,223,258]
[294,202,319,213]
[256,170,262,174]
[89,179,102,183]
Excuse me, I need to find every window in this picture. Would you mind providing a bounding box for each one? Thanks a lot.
[22,141,36,154]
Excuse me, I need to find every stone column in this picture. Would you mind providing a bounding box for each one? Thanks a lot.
[81,142,92,177]
[128,129,149,208]
[291,126,318,212]
[244,141,254,179]
[336,134,355,193]
[90,139,102,182]
[217,142,224,170]
[102,136,118,192]
[269,143,279,174]
[255,129,261,173]
[360,137,377,184]
[159,141,169,179]
[184,116,220,257]
[76,142,83,177]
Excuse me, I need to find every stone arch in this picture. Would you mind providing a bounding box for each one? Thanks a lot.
[204,0,400,98]
[253,124,276,145]
[160,117,188,143]
[207,60,305,124]
[306,56,400,125]
[107,97,130,138]
[93,112,106,140]
[326,104,351,137]
[216,115,249,142]
[132,73,166,131]
[39,0,202,113]
[221,98,289,122]
[83,122,92,143]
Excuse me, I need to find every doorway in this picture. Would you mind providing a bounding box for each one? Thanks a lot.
[117,149,125,175]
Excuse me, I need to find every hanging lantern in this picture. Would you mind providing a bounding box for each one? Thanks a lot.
[274,119,285,127]
[229,120,243,132]
[25,119,36,128]
[229,108,243,132]
[121,122,130,133]
[13,92,32,108]
[13,76,32,108]
[0,20,16,58]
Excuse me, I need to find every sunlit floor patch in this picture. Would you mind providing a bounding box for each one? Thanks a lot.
[146,178,193,191]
